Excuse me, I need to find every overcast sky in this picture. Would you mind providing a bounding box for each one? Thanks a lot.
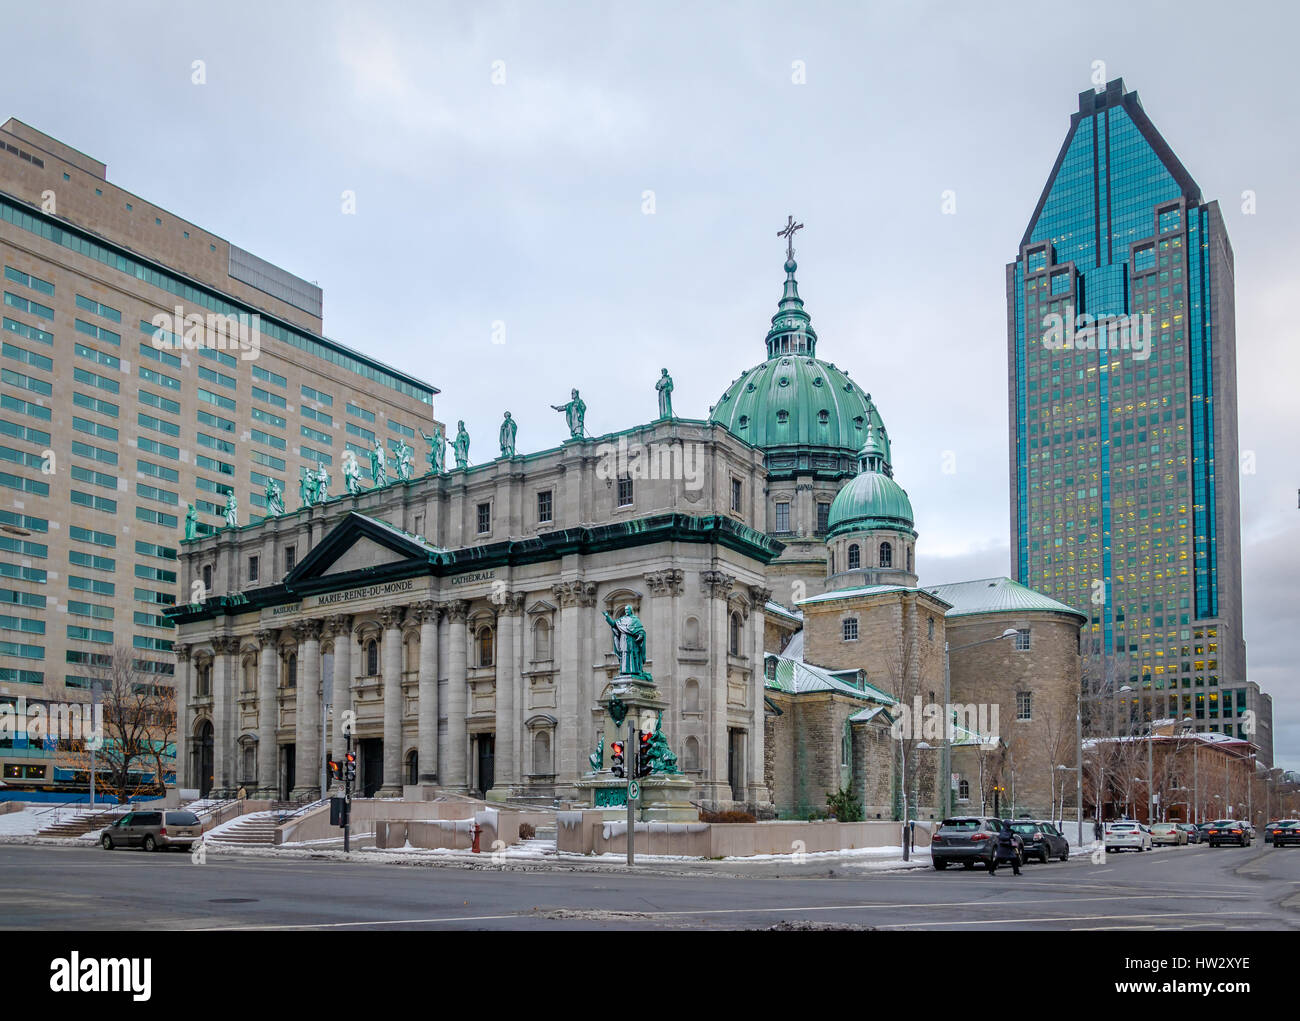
[3,1,1296,768]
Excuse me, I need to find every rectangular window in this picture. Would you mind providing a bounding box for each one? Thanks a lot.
[137,458,179,483]
[139,389,180,415]
[842,618,859,642]
[197,409,235,433]
[775,501,790,533]
[69,490,114,513]
[816,502,830,534]
[75,293,121,322]
[730,477,743,512]
[196,454,234,475]
[250,449,285,472]
[69,576,115,596]
[3,317,52,346]
[74,319,120,345]
[70,464,117,489]
[1014,628,1031,651]
[537,489,553,524]
[301,384,333,406]
[300,423,332,445]
[250,406,285,429]
[251,428,286,451]
[1016,691,1033,720]
[135,506,178,529]
[346,421,375,443]
[139,340,181,369]
[388,419,415,439]
[346,402,376,424]
[2,393,50,422]
[248,555,259,583]
[75,342,120,370]
[140,412,181,437]
[139,436,180,460]
[199,387,236,412]
[135,540,177,561]
[617,477,633,507]
[476,502,491,534]
[252,365,287,388]
[251,385,285,410]
[73,391,118,417]
[301,405,332,427]
[4,367,52,396]
[5,265,55,296]
[3,341,53,373]
[197,364,236,390]
[4,291,54,319]
[285,545,296,572]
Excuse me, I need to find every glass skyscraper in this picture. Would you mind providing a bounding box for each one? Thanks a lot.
[1007,80,1251,750]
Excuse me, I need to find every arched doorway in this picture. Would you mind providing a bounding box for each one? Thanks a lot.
[194,720,214,797]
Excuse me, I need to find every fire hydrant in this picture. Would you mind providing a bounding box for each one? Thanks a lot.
[470,821,482,854]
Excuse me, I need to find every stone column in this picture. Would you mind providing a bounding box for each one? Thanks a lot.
[413,601,440,784]
[748,584,773,811]
[644,570,684,745]
[441,600,470,791]
[173,643,191,790]
[701,571,734,805]
[291,619,323,800]
[551,580,596,797]
[211,636,239,796]
[378,606,406,797]
[490,592,523,799]
[255,629,279,797]
[323,615,352,791]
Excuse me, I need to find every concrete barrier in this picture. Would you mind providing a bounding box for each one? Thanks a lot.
[373,807,531,851]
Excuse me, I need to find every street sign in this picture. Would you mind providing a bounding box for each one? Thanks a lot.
[628,780,640,801]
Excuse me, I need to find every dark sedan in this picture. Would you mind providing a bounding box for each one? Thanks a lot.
[1269,820,1300,847]
[1009,819,1070,863]
[1205,819,1251,847]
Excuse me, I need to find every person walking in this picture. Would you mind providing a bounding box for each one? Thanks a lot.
[988,819,1022,876]
[1093,817,1103,842]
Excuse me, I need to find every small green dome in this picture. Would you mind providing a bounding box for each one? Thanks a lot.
[827,463,915,538]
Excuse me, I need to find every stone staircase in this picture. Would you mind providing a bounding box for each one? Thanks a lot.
[206,812,279,847]
[37,808,126,838]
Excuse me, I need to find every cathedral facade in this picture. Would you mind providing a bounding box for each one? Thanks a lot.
[169,240,1085,819]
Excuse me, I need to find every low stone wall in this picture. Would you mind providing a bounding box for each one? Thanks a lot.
[374,808,531,851]
[0,801,24,815]
[557,810,926,857]
[283,798,551,846]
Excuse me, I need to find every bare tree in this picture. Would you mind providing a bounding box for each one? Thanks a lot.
[882,597,941,826]
[56,645,176,804]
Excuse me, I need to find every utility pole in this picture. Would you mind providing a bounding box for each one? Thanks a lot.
[626,716,636,867]
[88,681,100,810]
[1147,730,1154,825]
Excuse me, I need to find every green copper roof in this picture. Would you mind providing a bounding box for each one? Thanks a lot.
[764,653,895,704]
[826,468,915,538]
[922,577,1087,621]
[709,249,892,477]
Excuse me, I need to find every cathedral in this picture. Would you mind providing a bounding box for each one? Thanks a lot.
[170,232,1084,819]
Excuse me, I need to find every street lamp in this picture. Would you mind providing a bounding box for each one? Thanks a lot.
[943,628,1019,820]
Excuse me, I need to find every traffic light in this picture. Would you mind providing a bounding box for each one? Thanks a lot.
[610,741,625,778]
[328,760,340,784]
[344,751,356,783]
[636,731,653,778]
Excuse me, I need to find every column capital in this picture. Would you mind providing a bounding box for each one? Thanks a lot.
[700,570,735,599]
[551,580,597,608]
[293,618,323,642]
[173,642,192,662]
[322,614,353,637]
[211,635,240,655]
[440,599,470,622]
[378,606,406,631]
[255,629,279,648]
[644,569,685,596]
[748,584,774,607]
[491,591,525,616]
[410,600,442,625]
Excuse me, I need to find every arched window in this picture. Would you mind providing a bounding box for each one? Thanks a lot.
[818,409,829,425]
[242,659,255,692]
[406,750,418,786]
[729,612,742,656]
[879,541,893,568]
[365,639,379,677]
[477,626,494,668]
[683,736,701,772]
[285,652,297,689]
[683,679,700,712]
[533,730,553,775]
[776,410,789,424]
[737,415,748,429]
[958,778,970,801]
[847,543,860,570]
[196,662,212,697]
[907,545,913,573]
[201,564,213,592]
[242,745,255,784]
[533,618,551,661]
[765,657,777,680]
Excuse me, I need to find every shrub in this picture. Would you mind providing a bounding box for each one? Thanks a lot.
[699,808,756,824]
[518,822,536,840]
[826,785,864,822]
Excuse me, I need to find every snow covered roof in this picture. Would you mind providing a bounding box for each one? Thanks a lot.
[764,653,895,705]
[922,576,1085,621]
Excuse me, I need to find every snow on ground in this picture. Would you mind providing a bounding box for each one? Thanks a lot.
[201,810,277,840]
[0,808,45,836]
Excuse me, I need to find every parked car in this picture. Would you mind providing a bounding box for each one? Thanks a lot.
[1268,820,1300,847]
[1104,820,1152,852]
[100,809,203,852]
[1150,822,1188,846]
[1176,823,1203,844]
[1204,819,1251,847]
[1009,819,1070,862]
[931,817,1008,870]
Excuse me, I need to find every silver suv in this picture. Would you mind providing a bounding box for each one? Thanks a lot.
[99,810,203,852]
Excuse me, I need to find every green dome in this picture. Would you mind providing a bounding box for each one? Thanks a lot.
[826,465,915,538]
[709,255,891,479]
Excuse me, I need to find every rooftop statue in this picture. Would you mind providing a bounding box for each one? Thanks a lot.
[603,603,650,680]
[342,451,363,495]
[452,421,470,469]
[184,503,198,541]
[392,437,414,482]
[314,463,331,501]
[223,491,238,529]
[265,478,285,517]
[656,368,674,419]
[369,437,388,487]
[499,411,517,458]
[550,388,586,439]
[420,425,445,474]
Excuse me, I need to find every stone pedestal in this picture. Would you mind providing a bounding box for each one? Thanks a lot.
[577,675,695,823]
